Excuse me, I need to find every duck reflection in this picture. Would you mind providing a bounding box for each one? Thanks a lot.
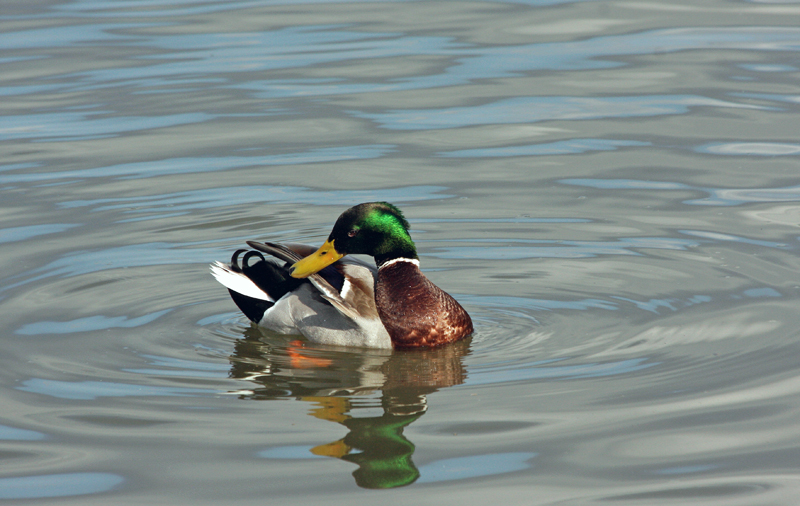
[228,327,470,488]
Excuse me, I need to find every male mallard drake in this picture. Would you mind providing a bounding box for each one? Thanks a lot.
[210,202,473,349]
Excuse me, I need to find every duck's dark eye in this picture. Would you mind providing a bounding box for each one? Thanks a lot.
[347,229,358,238]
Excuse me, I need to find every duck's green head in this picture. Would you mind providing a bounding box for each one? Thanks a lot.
[290,202,417,278]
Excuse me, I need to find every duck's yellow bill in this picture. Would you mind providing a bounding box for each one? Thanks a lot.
[290,239,344,278]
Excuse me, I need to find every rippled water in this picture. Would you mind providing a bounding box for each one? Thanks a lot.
[3,0,800,502]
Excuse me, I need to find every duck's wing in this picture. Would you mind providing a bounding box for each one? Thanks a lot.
[247,241,366,321]
[212,242,390,348]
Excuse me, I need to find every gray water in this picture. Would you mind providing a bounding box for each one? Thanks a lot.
[3,0,800,503]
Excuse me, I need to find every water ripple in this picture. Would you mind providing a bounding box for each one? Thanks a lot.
[0,148,395,183]
[441,138,649,158]
[0,425,46,441]
[6,25,799,99]
[0,473,124,500]
[429,236,700,260]
[465,357,655,386]
[17,379,216,400]
[354,95,768,130]
[416,452,536,483]
[57,185,449,214]
[561,178,800,207]
[0,224,80,244]
[696,142,800,156]
[0,112,212,142]
[242,27,800,98]
[16,310,172,336]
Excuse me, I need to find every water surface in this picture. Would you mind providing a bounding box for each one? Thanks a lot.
[2,0,800,503]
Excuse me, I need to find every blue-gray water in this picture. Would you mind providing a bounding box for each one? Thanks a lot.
[3,0,800,503]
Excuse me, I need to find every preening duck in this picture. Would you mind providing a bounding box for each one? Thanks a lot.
[210,202,473,349]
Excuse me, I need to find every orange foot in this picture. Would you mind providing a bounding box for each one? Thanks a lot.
[287,340,332,368]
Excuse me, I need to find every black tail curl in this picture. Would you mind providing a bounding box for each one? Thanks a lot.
[226,248,304,323]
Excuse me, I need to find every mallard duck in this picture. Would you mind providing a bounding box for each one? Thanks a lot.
[210,202,473,349]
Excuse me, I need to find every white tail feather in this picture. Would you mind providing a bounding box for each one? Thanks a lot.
[210,262,273,301]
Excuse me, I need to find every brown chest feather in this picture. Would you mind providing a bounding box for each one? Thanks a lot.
[375,262,473,348]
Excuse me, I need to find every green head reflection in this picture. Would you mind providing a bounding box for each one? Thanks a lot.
[340,411,423,488]
[305,391,428,488]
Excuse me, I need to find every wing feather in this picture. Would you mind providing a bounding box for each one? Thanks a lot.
[247,241,362,321]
